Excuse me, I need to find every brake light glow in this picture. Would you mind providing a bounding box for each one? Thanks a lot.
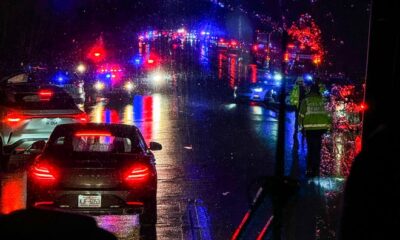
[147,59,154,64]
[75,131,111,137]
[4,113,26,124]
[126,201,144,206]
[39,90,53,96]
[31,163,57,183]
[38,90,54,101]
[6,115,23,122]
[287,43,295,49]
[74,113,89,122]
[124,164,150,182]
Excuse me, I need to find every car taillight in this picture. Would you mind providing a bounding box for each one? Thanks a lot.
[74,113,89,123]
[124,163,150,183]
[30,163,58,184]
[75,131,111,137]
[38,89,54,101]
[4,113,24,123]
[3,112,28,124]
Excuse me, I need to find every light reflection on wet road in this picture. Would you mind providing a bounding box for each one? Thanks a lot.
[0,172,26,215]
[95,215,140,240]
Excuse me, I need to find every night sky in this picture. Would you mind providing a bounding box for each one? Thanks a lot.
[0,0,371,77]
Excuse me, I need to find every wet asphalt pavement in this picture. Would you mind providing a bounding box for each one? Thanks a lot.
[0,43,344,239]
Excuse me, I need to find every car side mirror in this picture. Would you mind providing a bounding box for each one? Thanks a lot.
[29,140,46,154]
[149,142,162,151]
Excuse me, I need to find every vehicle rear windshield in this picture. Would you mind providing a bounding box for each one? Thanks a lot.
[1,90,77,110]
[47,129,145,154]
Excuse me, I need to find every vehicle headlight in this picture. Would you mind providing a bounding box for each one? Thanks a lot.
[150,72,167,86]
[124,81,135,91]
[153,74,163,83]
[94,81,105,91]
[273,73,283,81]
[253,87,263,93]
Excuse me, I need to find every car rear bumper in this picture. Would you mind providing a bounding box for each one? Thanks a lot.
[34,203,144,215]
[30,188,155,215]
[235,93,264,102]
[249,95,263,101]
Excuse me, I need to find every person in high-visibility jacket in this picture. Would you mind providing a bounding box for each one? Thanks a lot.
[298,83,331,177]
[290,76,307,135]
[289,76,306,109]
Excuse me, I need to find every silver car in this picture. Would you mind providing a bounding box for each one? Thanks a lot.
[0,81,88,170]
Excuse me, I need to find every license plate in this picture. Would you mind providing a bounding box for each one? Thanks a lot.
[78,195,101,208]
[44,118,60,126]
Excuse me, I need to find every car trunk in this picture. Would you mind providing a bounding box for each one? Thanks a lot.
[60,167,121,189]
[53,153,148,189]
[20,109,83,132]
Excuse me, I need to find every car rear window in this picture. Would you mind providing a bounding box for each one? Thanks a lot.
[48,129,145,154]
[71,135,131,153]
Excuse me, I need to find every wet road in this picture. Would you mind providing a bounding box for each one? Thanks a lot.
[0,42,343,239]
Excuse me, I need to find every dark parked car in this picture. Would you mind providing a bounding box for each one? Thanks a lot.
[26,123,162,225]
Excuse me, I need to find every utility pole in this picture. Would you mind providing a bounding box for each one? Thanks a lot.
[273,0,290,238]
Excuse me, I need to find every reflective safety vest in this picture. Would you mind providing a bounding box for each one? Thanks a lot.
[289,84,306,109]
[289,84,300,108]
[298,92,331,130]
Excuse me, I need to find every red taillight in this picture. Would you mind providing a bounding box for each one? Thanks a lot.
[124,164,150,183]
[126,201,144,206]
[287,43,295,49]
[75,131,111,137]
[34,201,54,207]
[38,89,54,101]
[4,113,24,123]
[74,113,89,123]
[30,163,58,184]
[3,112,27,124]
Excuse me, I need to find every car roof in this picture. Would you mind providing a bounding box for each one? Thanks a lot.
[1,83,64,92]
[53,123,140,133]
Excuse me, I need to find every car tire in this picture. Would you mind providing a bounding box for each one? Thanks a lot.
[26,181,36,208]
[140,195,157,226]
